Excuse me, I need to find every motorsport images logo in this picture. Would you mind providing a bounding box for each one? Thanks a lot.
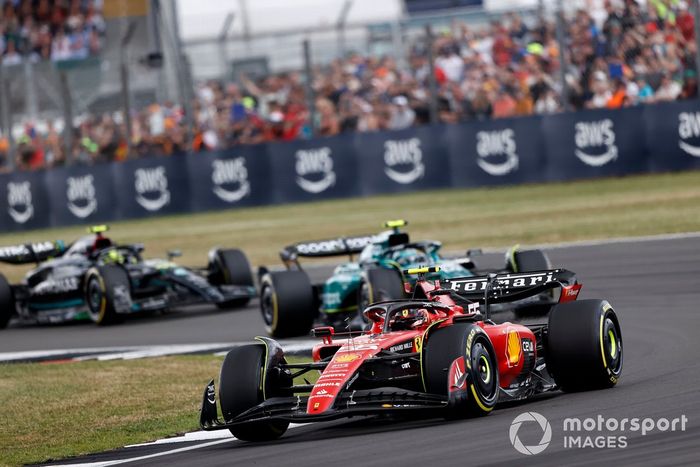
[509,412,552,455]
[509,412,689,455]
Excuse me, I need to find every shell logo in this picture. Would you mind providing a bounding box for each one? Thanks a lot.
[335,353,360,363]
[506,328,522,368]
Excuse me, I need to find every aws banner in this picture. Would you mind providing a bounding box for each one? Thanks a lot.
[0,99,697,231]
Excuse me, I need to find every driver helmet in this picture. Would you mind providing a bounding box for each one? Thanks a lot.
[389,307,429,331]
[390,247,428,267]
[102,249,125,265]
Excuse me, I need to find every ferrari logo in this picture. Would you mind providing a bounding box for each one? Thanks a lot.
[414,336,423,353]
[506,328,522,367]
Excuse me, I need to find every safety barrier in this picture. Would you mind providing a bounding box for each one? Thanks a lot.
[2,100,699,231]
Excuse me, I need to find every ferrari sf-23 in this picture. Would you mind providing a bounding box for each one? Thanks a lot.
[201,266,622,441]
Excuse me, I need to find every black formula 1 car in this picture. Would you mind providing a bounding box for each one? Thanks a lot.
[0,226,256,327]
[200,266,623,441]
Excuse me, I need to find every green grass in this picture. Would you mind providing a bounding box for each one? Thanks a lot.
[1,171,700,282]
[0,354,317,467]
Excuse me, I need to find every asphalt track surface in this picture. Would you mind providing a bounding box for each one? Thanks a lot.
[29,236,700,466]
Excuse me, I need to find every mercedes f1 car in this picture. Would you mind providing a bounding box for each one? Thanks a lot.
[258,220,551,337]
[201,266,623,441]
[0,226,256,328]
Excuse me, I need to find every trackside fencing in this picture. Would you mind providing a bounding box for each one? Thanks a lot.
[2,100,700,231]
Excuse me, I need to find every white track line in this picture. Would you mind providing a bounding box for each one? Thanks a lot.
[51,438,235,467]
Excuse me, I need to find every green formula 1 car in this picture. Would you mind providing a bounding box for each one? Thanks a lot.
[258,220,551,337]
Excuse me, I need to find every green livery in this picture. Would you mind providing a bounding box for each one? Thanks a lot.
[258,220,551,337]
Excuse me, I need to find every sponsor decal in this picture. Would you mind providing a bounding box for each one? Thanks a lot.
[337,344,378,351]
[413,336,422,353]
[678,112,700,157]
[329,363,350,369]
[506,327,522,368]
[295,147,336,193]
[401,362,411,370]
[522,338,534,353]
[452,359,466,390]
[476,129,519,175]
[467,302,480,314]
[510,412,552,455]
[313,402,320,409]
[32,277,80,295]
[448,272,555,294]
[565,287,579,297]
[66,174,97,218]
[314,382,340,388]
[318,372,346,379]
[7,181,34,224]
[383,138,425,184]
[212,158,250,203]
[574,119,618,167]
[334,353,361,363]
[134,167,170,211]
[295,235,378,255]
[316,389,329,395]
[206,383,216,404]
[0,241,55,259]
[389,342,413,353]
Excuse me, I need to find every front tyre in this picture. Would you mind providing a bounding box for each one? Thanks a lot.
[422,323,499,417]
[259,271,315,338]
[84,265,130,325]
[546,299,623,391]
[219,344,289,441]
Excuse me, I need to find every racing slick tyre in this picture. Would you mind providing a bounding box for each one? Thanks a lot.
[0,273,14,329]
[210,248,254,308]
[84,265,130,325]
[422,323,499,418]
[546,299,623,392]
[260,270,315,338]
[219,344,290,441]
[507,247,551,272]
[358,268,405,323]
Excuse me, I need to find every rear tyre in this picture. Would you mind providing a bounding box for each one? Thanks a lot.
[260,271,315,338]
[507,248,551,272]
[0,273,15,329]
[357,268,405,323]
[84,265,130,325]
[219,344,290,441]
[423,323,499,417]
[210,248,254,308]
[547,299,623,392]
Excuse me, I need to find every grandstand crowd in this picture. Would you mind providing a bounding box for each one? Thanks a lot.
[0,0,697,171]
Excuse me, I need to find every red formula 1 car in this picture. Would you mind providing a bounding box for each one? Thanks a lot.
[200,267,623,441]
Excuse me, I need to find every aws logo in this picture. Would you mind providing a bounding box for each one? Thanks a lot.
[678,112,700,158]
[574,119,618,167]
[476,129,519,176]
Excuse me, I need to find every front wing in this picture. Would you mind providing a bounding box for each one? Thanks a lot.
[200,380,447,430]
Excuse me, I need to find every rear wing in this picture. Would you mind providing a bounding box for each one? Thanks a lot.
[0,241,66,265]
[440,269,578,304]
[280,234,379,261]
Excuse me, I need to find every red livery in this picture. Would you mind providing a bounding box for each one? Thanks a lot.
[200,267,622,442]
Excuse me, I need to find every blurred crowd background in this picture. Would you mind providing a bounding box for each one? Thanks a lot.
[1,0,698,172]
